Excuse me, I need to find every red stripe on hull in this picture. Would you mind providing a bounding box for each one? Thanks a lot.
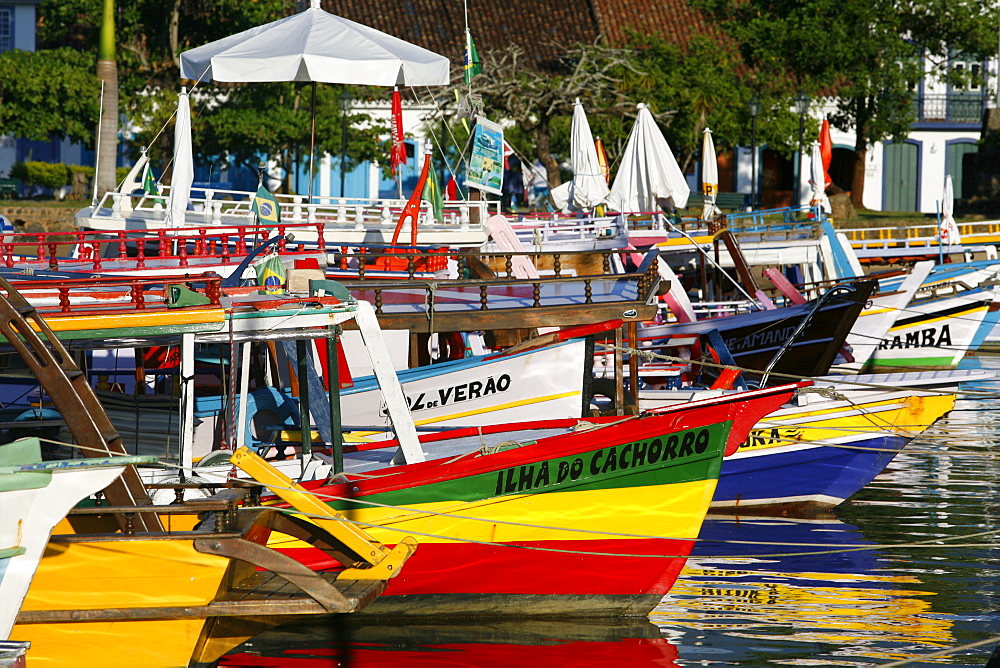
[283,537,695,597]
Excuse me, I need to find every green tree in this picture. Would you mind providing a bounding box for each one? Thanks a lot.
[695,0,1000,208]
[0,48,99,144]
[613,33,756,174]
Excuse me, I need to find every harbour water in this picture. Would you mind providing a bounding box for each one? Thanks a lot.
[218,357,1000,667]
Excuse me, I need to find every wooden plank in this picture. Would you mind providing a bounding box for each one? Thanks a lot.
[16,577,386,622]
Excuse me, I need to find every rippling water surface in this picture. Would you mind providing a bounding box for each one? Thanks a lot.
[220,358,1000,667]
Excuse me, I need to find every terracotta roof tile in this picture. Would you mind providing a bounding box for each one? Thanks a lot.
[322,0,718,65]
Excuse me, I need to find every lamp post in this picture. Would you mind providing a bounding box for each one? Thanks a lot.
[338,90,352,198]
[748,95,760,209]
[793,91,811,206]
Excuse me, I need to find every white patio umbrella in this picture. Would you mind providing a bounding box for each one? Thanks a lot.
[165,88,193,227]
[939,175,960,247]
[609,103,690,213]
[808,140,831,215]
[700,127,721,221]
[179,0,450,196]
[550,99,610,212]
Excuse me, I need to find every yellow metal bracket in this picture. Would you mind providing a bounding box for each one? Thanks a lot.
[229,447,416,579]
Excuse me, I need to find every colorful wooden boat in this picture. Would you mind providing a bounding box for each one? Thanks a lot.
[638,388,955,511]
[865,288,993,371]
[262,382,804,616]
[0,438,152,641]
[637,281,874,386]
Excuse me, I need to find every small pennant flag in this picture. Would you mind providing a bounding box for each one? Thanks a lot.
[143,165,159,195]
[390,87,407,175]
[464,29,483,85]
[422,161,444,223]
[252,184,281,224]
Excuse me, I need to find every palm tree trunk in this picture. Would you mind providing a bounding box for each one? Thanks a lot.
[94,0,118,198]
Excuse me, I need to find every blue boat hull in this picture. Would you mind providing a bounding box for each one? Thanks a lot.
[712,434,909,511]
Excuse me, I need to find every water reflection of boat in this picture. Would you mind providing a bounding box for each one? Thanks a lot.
[218,617,679,667]
[654,517,954,662]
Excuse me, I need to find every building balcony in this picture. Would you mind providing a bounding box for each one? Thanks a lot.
[913,94,985,126]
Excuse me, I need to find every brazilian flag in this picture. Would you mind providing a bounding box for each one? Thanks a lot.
[423,163,444,223]
[464,30,482,85]
[255,254,286,294]
[252,184,281,224]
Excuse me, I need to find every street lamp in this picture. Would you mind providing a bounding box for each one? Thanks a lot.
[338,90,352,198]
[747,95,760,209]
[793,91,811,205]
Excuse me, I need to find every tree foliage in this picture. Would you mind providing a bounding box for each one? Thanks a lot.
[30,0,392,190]
[0,48,100,145]
[694,0,1000,206]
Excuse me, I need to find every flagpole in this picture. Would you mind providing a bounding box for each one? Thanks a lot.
[308,81,316,203]
[464,0,472,94]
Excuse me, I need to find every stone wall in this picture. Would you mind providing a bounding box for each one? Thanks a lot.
[0,205,77,233]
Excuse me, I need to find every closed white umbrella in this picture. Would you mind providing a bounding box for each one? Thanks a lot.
[940,175,960,246]
[165,88,193,227]
[700,127,721,221]
[550,99,611,212]
[609,103,690,213]
[808,140,831,214]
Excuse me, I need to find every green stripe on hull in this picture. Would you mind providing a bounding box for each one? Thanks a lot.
[332,421,732,510]
[867,356,957,368]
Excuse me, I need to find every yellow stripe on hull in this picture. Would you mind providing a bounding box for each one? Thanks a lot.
[274,477,718,550]
[11,619,208,668]
[886,305,987,331]
[20,539,230,611]
[741,394,953,453]
[39,307,226,333]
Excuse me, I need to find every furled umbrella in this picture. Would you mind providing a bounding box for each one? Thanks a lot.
[609,103,690,213]
[700,127,721,221]
[179,0,450,197]
[939,175,961,247]
[808,140,831,215]
[550,99,611,212]
[166,88,194,227]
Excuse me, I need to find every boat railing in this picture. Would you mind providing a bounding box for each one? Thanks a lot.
[843,220,1000,249]
[330,246,633,281]
[92,186,498,230]
[0,272,225,315]
[339,249,662,316]
[0,223,334,271]
[505,214,626,243]
[724,205,823,240]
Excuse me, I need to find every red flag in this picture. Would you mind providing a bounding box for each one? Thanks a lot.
[390,87,407,175]
[445,175,459,200]
[819,118,833,188]
[502,140,515,170]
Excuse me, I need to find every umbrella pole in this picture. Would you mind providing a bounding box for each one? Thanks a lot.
[308,81,317,202]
